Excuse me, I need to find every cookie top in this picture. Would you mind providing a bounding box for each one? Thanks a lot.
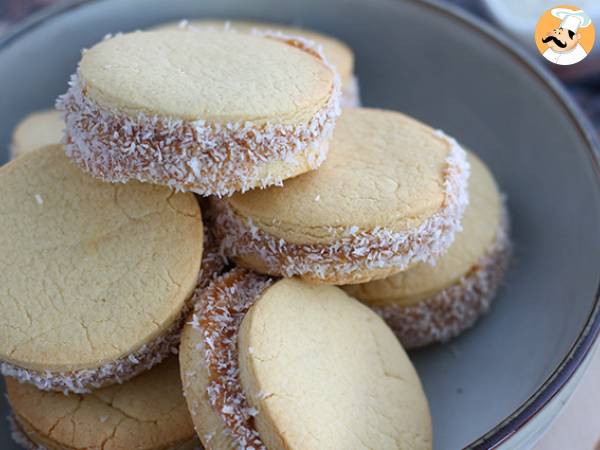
[6,357,197,450]
[157,20,354,86]
[238,279,432,449]
[226,108,457,244]
[0,146,203,372]
[11,109,63,159]
[79,29,335,124]
[344,153,502,306]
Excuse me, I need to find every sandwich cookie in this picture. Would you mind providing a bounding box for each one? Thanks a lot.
[0,145,203,393]
[57,29,340,197]
[343,153,511,348]
[210,108,470,284]
[5,357,200,450]
[156,19,360,108]
[180,269,432,450]
[10,109,63,159]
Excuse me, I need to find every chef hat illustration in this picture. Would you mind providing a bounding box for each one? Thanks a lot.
[551,8,592,33]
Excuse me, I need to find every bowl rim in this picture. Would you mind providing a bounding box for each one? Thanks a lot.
[415,1,600,448]
[0,0,598,448]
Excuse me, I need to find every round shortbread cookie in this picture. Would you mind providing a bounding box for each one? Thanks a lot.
[180,269,432,450]
[0,145,203,393]
[10,109,63,159]
[5,357,199,450]
[210,107,470,284]
[154,19,360,107]
[57,29,340,196]
[343,153,512,348]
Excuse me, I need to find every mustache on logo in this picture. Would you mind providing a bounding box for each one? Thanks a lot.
[542,35,567,48]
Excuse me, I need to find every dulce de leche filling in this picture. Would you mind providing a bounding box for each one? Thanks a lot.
[191,269,273,449]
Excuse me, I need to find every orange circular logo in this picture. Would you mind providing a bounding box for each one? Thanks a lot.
[534,5,595,65]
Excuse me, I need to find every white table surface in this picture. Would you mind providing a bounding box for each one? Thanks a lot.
[533,340,600,450]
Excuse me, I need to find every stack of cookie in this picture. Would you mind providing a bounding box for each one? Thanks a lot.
[0,21,510,450]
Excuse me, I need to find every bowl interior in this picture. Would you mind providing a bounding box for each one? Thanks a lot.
[0,0,599,448]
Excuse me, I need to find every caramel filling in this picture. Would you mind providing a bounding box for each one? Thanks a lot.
[192,269,272,449]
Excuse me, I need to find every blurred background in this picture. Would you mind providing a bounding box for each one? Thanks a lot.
[2,0,600,131]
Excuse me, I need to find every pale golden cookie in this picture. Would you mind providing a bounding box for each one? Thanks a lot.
[0,145,203,393]
[10,109,63,159]
[180,269,432,450]
[210,108,470,284]
[155,19,360,107]
[57,29,340,196]
[343,153,512,348]
[6,357,199,450]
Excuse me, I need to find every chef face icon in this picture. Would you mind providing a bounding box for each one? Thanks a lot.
[535,6,595,66]
[542,27,580,53]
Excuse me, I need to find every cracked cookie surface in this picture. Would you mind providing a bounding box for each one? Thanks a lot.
[5,357,199,450]
[0,146,203,376]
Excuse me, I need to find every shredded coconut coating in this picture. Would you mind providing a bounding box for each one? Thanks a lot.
[198,216,230,288]
[7,415,46,450]
[57,33,341,197]
[190,269,273,450]
[210,131,470,284]
[0,233,227,395]
[374,209,512,349]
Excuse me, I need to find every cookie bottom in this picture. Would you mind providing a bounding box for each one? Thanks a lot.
[373,216,512,349]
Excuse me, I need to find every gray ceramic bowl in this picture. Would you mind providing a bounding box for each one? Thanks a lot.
[0,0,599,449]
